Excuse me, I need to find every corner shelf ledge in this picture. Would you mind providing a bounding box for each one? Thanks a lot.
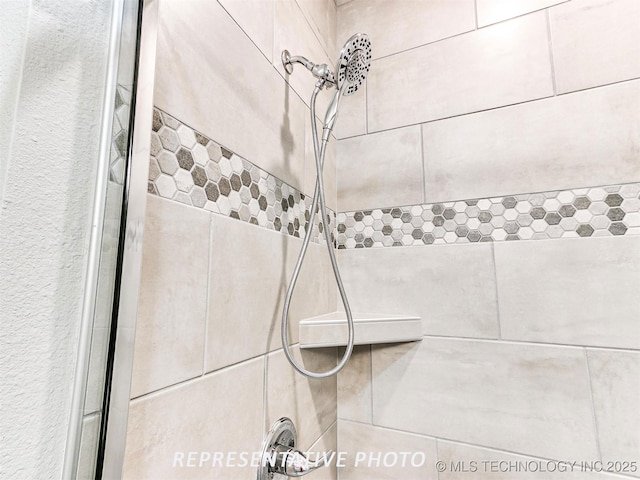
[299,312,422,349]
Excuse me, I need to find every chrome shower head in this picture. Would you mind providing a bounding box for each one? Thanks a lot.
[335,33,371,96]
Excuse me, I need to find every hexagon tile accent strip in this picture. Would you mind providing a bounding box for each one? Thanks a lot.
[148,107,335,245]
[109,84,132,184]
[337,185,640,248]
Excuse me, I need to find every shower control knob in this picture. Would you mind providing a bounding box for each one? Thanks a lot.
[258,417,330,479]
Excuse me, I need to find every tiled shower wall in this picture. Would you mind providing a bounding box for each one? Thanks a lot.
[122,1,340,478]
[336,0,640,479]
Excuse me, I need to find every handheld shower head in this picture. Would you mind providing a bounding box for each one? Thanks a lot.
[335,33,371,96]
[322,33,372,137]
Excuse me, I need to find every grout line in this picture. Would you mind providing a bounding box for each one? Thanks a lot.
[473,0,479,30]
[490,242,502,340]
[338,76,640,141]
[419,124,427,204]
[343,418,615,471]
[556,75,640,97]
[293,0,334,62]
[130,348,283,403]
[215,0,272,66]
[262,352,268,436]
[202,214,213,376]
[421,334,640,353]
[435,438,441,480]
[584,348,603,462]
[546,8,558,96]
[336,180,640,214]
[368,344,374,425]
[364,81,369,135]
[371,27,476,63]
[371,6,562,64]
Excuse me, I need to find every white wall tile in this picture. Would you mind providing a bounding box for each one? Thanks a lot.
[495,236,640,349]
[296,0,337,59]
[337,126,423,211]
[274,0,333,116]
[217,0,274,60]
[334,82,366,139]
[308,422,338,480]
[551,0,640,94]
[154,0,307,191]
[337,244,499,339]
[338,0,475,60]
[588,349,640,475]
[372,338,598,460]
[477,0,568,27]
[422,80,640,202]
[367,13,553,132]
[266,346,337,449]
[337,420,438,479]
[337,345,371,423]
[205,214,335,372]
[131,196,210,397]
[123,357,264,480]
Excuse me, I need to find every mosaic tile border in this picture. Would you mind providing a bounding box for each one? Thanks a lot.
[110,85,132,184]
[148,108,335,245]
[337,184,640,248]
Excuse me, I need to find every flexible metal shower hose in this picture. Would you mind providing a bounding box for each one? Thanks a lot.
[280,83,355,379]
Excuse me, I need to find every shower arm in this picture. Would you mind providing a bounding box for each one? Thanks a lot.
[281,50,336,87]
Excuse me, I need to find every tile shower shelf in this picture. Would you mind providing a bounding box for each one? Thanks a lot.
[299,312,422,349]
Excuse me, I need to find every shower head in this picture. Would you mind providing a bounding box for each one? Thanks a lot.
[335,33,371,96]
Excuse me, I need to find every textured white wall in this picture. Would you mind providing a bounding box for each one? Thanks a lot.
[0,1,111,478]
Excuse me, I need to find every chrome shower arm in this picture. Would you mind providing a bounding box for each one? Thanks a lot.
[281,50,336,86]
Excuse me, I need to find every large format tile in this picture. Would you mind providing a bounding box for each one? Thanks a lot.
[551,0,640,94]
[422,80,640,202]
[296,0,336,60]
[131,196,209,397]
[123,357,264,480]
[477,0,568,27]
[337,126,423,211]
[337,244,499,339]
[438,440,634,480]
[495,236,640,349]
[368,13,553,132]
[154,0,307,191]
[307,422,338,480]
[372,338,598,459]
[265,346,337,450]
[205,214,335,372]
[274,0,333,115]
[338,0,475,60]
[337,420,438,479]
[337,345,371,423]
[588,349,640,476]
[334,82,366,140]
[217,0,274,60]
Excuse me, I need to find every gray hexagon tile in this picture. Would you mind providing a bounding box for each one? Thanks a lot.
[149,108,335,246]
[109,84,132,184]
[337,185,640,249]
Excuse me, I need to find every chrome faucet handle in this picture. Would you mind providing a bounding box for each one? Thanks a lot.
[258,417,330,479]
[271,444,329,477]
